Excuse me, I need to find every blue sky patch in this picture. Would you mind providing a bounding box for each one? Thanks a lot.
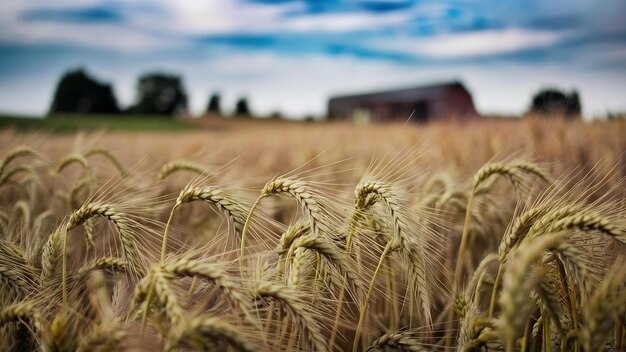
[20,6,125,24]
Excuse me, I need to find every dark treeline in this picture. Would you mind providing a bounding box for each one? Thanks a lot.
[49,68,583,120]
[49,68,253,117]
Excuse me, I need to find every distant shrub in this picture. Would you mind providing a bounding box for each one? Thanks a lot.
[234,97,251,116]
[49,69,120,114]
[206,93,221,114]
[529,88,581,118]
[129,73,187,116]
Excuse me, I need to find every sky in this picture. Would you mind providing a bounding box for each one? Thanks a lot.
[0,0,625,119]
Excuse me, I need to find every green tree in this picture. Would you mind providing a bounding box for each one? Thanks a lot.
[529,88,581,118]
[206,93,221,114]
[234,97,251,116]
[49,68,120,114]
[131,73,187,116]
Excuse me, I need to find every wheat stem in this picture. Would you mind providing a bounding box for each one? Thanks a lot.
[353,243,391,352]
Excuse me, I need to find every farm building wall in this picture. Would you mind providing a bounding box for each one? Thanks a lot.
[327,81,478,123]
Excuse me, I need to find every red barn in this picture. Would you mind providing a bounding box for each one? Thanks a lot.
[327,81,479,123]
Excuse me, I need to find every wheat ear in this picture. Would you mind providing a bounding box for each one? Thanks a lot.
[498,232,567,351]
[277,220,310,254]
[254,281,326,351]
[287,234,363,294]
[0,302,48,349]
[544,212,625,241]
[0,165,33,188]
[142,265,184,326]
[0,239,39,295]
[240,177,330,267]
[161,186,245,263]
[84,147,128,176]
[76,257,128,277]
[288,247,312,287]
[164,259,251,316]
[0,146,42,178]
[41,228,63,281]
[157,159,209,181]
[489,204,584,317]
[160,185,247,262]
[175,185,247,236]
[580,263,626,352]
[78,321,126,352]
[457,162,550,320]
[62,203,143,305]
[366,332,427,351]
[58,153,92,175]
[167,315,256,352]
[352,179,431,351]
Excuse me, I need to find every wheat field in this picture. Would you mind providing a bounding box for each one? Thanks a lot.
[0,117,625,351]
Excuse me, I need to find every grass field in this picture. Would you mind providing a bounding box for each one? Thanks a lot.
[0,116,625,351]
[0,113,197,132]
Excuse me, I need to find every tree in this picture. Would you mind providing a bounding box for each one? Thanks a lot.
[49,68,120,114]
[529,88,581,118]
[234,97,251,116]
[130,73,187,116]
[206,93,221,114]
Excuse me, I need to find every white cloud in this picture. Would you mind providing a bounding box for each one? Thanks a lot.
[131,0,414,35]
[0,0,179,51]
[374,28,565,58]
[281,11,410,32]
[0,21,177,51]
[0,0,417,50]
[133,0,298,35]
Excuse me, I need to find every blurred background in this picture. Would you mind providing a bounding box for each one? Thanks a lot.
[0,0,625,125]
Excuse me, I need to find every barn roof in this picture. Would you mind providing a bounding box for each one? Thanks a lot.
[328,81,468,104]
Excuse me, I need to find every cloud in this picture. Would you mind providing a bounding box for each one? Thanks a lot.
[0,21,178,51]
[373,28,565,59]
[280,11,410,32]
[0,1,174,51]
